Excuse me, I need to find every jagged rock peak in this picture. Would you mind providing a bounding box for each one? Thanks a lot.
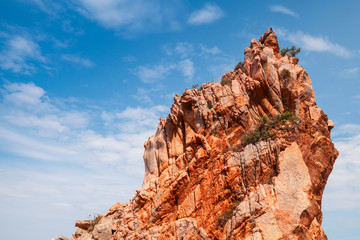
[65,28,338,240]
[258,27,280,54]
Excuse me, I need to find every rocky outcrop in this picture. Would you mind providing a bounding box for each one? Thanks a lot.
[68,28,338,240]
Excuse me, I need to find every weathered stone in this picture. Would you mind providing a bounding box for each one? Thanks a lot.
[274,142,311,235]
[65,28,338,240]
[109,202,122,212]
[58,237,70,240]
[74,220,92,230]
[92,214,116,240]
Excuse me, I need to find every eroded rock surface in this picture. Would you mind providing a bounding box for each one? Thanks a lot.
[68,28,338,240]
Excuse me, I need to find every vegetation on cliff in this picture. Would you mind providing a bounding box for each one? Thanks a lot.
[242,111,298,147]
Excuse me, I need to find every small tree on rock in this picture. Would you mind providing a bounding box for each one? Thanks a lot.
[280,46,301,57]
[192,84,199,89]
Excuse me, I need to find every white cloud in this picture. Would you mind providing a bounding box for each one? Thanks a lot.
[29,0,63,15]
[135,64,176,83]
[0,81,172,239]
[163,42,195,58]
[1,82,88,140]
[277,29,351,57]
[0,34,45,74]
[174,42,194,57]
[122,55,137,63]
[142,42,229,84]
[178,59,195,80]
[61,54,95,68]
[134,59,196,83]
[342,67,359,77]
[73,0,181,33]
[102,105,168,133]
[332,124,360,138]
[131,88,155,105]
[130,85,166,105]
[0,164,142,239]
[199,44,221,55]
[61,20,85,35]
[323,125,360,211]
[0,81,166,167]
[188,3,224,25]
[270,5,298,17]
[207,57,236,80]
[0,82,167,166]
[0,126,74,160]
[53,39,69,48]
[2,82,46,105]
[163,42,222,60]
[330,66,360,80]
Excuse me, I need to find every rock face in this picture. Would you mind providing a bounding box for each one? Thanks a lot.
[69,29,338,240]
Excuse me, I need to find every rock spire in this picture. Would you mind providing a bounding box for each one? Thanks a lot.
[66,28,338,240]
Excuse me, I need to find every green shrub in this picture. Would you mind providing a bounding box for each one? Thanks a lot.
[280,46,301,57]
[274,111,297,124]
[217,201,240,227]
[259,115,269,124]
[87,214,102,231]
[234,61,245,72]
[192,84,199,89]
[93,215,102,226]
[242,111,298,147]
[242,124,274,146]
[280,69,291,83]
[221,77,232,86]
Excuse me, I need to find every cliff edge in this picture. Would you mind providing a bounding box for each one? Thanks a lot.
[66,28,338,240]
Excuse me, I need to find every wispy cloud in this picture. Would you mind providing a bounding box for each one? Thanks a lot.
[132,87,154,105]
[102,105,168,132]
[331,66,359,79]
[0,34,45,74]
[323,125,360,211]
[2,82,46,106]
[270,5,299,17]
[207,60,235,80]
[29,0,63,15]
[72,0,182,34]
[342,67,359,77]
[0,82,170,238]
[53,39,69,48]
[163,42,222,58]
[178,59,195,80]
[332,124,360,137]
[163,42,195,58]
[134,63,177,83]
[61,54,95,68]
[153,42,230,83]
[131,85,166,105]
[199,44,221,55]
[188,3,224,25]
[277,29,351,57]
[1,82,88,139]
[0,82,167,166]
[122,55,137,63]
[61,20,85,35]
[134,58,196,83]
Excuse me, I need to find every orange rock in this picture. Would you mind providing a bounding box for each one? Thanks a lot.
[58,237,70,240]
[67,28,338,240]
[109,201,122,212]
[74,220,92,230]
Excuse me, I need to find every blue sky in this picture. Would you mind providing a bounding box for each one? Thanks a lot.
[0,1,359,239]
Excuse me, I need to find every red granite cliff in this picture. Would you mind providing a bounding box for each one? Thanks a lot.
[67,28,338,240]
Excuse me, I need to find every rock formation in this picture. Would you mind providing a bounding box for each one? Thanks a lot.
[67,28,338,240]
